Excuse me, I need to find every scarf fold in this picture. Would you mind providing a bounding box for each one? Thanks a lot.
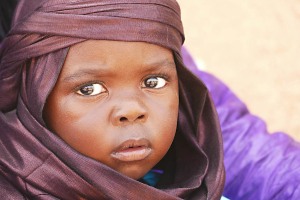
[0,0,225,199]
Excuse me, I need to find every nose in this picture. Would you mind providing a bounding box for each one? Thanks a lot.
[111,96,148,126]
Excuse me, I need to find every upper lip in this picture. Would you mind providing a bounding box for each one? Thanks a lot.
[113,138,150,153]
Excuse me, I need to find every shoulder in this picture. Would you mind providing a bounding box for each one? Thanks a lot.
[0,170,26,200]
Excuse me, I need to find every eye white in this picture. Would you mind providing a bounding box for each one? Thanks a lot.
[76,83,105,96]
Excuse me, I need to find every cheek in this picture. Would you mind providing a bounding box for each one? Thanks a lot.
[150,90,179,148]
[44,94,112,156]
[49,109,115,161]
[48,94,102,126]
[62,124,114,160]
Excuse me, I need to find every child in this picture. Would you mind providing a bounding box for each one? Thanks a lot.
[0,0,225,199]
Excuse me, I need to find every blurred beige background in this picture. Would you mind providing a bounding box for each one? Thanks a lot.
[177,0,300,140]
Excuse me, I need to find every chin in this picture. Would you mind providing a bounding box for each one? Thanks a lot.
[118,165,152,180]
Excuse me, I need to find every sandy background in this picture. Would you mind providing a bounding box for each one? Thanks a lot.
[177,0,300,140]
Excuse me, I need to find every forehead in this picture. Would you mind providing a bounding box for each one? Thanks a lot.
[69,40,173,61]
[60,40,175,76]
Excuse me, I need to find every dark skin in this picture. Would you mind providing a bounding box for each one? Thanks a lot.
[43,40,179,180]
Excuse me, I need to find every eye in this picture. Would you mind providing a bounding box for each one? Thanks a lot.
[76,83,106,96]
[142,76,167,89]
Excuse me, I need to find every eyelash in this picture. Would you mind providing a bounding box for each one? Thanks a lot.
[74,73,170,96]
[144,73,170,82]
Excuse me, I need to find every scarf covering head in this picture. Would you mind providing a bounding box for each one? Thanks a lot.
[0,0,225,199]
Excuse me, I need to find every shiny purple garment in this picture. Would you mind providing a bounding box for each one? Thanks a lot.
[0,0,225,199]
[182,47,300,199]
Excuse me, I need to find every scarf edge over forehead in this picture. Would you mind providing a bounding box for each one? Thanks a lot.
[0,0,225,199]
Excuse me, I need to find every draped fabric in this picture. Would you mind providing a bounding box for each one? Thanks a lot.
[0,0,225,199]
[182,47,300,200]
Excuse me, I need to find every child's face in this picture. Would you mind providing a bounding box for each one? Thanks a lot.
[43,40,179,180]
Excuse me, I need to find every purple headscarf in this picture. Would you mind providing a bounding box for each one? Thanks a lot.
[0,0,225,199]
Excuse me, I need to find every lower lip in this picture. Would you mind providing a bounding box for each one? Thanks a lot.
[111,147,152,162]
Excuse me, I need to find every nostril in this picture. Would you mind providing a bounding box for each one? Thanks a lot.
[119,115,145,123]
[137,115,145,120]
[119,117,127,122]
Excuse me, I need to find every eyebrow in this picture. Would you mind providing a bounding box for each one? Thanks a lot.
[142,58,176,73]
[62,68,107,83]
[62,58,176,83]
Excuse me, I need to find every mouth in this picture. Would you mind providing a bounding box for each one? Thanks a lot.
[111,138,152,162]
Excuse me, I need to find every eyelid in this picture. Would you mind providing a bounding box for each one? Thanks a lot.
[142,73,170,82]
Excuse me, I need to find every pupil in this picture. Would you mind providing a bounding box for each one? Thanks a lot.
[80,85,93,95]
[146,78,158,88]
